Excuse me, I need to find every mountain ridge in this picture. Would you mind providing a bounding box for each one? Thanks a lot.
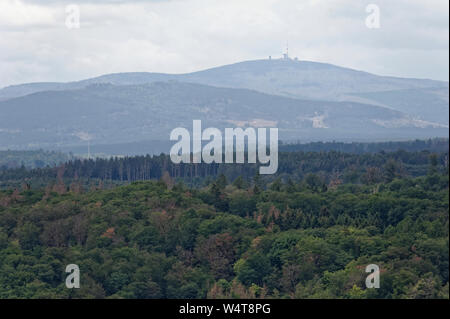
[0,81,447,151]
[1,59,447,99]
[0,59,448,151]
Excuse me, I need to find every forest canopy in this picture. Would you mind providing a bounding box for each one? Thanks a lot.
[0,144,448,299]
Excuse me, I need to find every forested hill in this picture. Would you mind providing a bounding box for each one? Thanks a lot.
[0,164,448,298]
[0,144,448,299]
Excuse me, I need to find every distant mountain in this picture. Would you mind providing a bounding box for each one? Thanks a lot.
[1,59,448,124]
[0,81,447,151]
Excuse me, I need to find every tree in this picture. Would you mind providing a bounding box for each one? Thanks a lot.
[232,176,247,190]
[216,174,228,190]
[304,173,323,192]
[18,222,41,250]
[269,178,283,192]
[234,253,271,286]
[384,159,402,183]
[428,153,438,175]
[407,273,440,299]
[195,233,236,280]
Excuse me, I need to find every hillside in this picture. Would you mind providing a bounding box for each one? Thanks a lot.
[1,59,447,127]
[0,167,448,298]
[0,81,447,150]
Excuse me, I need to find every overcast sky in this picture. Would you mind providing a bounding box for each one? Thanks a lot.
[0,0,448,88]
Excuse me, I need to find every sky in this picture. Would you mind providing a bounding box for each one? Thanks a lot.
[0,0,448,88]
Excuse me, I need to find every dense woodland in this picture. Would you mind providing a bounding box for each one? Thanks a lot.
[279,138,449,153]
[1,148,449,190]
[0,141,448,299]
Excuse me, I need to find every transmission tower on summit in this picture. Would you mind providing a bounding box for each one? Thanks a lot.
[283,41,289,60]
[287,41,289,57]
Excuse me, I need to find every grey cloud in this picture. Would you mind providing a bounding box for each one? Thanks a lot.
[0,0,448,88]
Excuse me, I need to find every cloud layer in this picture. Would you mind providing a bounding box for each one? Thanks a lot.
[0,0,448,88]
